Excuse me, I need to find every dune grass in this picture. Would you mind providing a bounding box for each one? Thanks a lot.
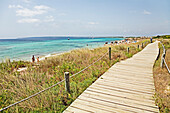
[153,39,170,113]
[0,39,149,113]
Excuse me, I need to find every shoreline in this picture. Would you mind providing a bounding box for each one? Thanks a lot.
[38,38,147,63]
[0,37,125,63]
[38,46,97,62]
[0,46,97,63]
[1,38,142,63]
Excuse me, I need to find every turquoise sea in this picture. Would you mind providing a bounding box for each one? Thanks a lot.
[0,37,124,62]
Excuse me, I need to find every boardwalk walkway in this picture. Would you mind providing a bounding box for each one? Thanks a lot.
[63,41,159,113]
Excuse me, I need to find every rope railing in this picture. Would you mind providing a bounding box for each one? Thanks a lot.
[70,52,108,78]
[0,51,108,112]
[164,59,170,73]
[160,42,170,74]
[0,41,149,112]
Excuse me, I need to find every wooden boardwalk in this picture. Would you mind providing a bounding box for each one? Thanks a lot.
[63,42,159,113]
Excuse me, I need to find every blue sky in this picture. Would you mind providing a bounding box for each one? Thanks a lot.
[0,0,170,39]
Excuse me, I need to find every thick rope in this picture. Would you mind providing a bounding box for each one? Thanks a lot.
[161,42,170,74]
[0,51,108,112]
[70,52,108,78]
[163,59,170,74]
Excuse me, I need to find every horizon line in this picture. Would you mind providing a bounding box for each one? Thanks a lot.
[0,33,170,39]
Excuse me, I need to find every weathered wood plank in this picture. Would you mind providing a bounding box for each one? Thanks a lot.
[83,90,157,109]
[78,94,158,113]
[91,83,154,95]
[87,86,154,101]
[64,106,92,113]
[104,72,154,82]
[95,80,155,93]
[100,75,155,86]
[80,92,158,112]
[70,99,116,113]
[107,69,154,78]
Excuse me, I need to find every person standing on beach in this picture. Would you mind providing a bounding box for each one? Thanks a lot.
[32,55,35,63]
[110,42,114,45]
[104,42,108,46]
[150,38,152,43]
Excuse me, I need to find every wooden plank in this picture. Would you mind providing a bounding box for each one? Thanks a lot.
[115,63,153,69]
[95,80,155,93]
[106,69,154,78]
[104,73,154,82]
[70,99,117,113]
[100,75,155,86]
[78,94,158,113]
[92,83,154,95]
[102,74,154,85]
[80,91,158,112]
[110,66,153,74]
[83,90,157,109]
[65,106,92,113]
[104,72,154,82]
[87,86,154,101]
[114,63,153,69]
[89,84,153,97]
[95,81,155,93]
[63,110,73,113]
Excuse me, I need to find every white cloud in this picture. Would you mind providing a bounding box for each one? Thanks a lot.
[44,16,54,22]
[88,22,99,25]
[16,8,47,17]
[34,5,50,10]
[143,10,151,15]
[9,4,54,24]
[17,18,40,23]
[8,5,23,9]
[9,4,50,17]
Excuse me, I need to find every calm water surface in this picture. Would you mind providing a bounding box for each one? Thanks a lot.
[0,37,124,61]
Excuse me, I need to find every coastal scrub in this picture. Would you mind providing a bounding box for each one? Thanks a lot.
[0,39,149,112]
[153,38,170,113]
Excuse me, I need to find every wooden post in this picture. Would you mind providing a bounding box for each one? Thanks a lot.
[64,72,70,93]
[109,47,111,60]
[160,54,164,68]
[141,43,143,48]
[156,48,160,60]
[127,47,129,53]
[160,50,166,68]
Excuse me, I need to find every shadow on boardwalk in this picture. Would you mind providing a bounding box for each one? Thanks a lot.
[64,41,159,113]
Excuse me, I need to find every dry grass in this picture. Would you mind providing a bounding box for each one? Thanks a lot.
[0,39,149,112]
[153,39,170,113]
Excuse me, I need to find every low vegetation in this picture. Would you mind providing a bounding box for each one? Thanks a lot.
[153,36,170,113]
[153,35,170,39]
[0,39,149,112]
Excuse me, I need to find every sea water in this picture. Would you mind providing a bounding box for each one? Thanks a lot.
[0,37,124,62]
